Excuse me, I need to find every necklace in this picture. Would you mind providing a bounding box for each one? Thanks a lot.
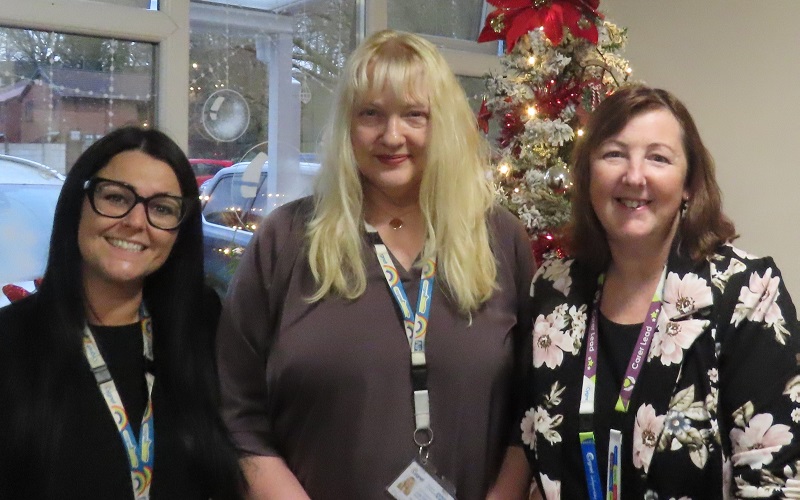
[389,217,404,230]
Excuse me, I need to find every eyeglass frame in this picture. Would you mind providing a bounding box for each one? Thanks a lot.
[82,177,191,230]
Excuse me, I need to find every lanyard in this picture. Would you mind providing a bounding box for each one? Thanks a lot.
[82,305,155,500]
[368,225,436,459]
[578,267,666,500]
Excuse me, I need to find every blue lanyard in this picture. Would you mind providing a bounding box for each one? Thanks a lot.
[83,306,155,500]
[367,224,436,457]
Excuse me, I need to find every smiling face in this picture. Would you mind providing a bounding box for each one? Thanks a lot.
[589,108,689,254]
[78,149,182,292]
[351,82,430,203]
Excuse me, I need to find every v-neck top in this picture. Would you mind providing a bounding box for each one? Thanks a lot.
[217,198,535,500]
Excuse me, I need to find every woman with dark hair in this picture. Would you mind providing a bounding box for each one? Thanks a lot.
[502,86,800,498]
[0,127,243,499]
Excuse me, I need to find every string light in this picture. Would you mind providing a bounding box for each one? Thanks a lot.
[527,55,536,65]
[526,106,537,117]
[577,129,584,137]
[498,164,510,175]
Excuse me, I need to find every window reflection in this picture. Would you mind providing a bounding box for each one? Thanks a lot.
[0,27,155,173]
[389,0,488,41]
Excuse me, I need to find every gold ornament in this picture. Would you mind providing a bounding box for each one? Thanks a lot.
[490,14,506,34]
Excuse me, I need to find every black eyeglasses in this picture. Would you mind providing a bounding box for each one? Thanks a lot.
[83,177,190,230]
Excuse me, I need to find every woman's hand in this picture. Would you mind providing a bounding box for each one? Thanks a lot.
[486,446,532,500]
[241,456,310,500]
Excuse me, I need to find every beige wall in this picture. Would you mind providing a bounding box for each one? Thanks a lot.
[602,0,800,294]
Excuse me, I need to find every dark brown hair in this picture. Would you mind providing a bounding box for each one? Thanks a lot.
[568,85,737,271]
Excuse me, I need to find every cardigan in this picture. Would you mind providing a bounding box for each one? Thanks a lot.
[523,243,800,498]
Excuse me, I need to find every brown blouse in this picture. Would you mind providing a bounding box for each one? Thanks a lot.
[216,197,534,500]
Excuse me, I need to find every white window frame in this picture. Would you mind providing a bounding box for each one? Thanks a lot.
[0,0,189,148]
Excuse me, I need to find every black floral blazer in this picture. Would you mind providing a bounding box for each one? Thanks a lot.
[523,243,800,498]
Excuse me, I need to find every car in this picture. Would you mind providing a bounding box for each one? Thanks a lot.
[189,158,234,187]
[199,154,321,296]
[0,155,65,307]
[200,160,269,297]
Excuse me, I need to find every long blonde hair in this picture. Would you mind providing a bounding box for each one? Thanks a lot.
[307,29,497,313]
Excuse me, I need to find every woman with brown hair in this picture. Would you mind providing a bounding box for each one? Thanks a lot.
[510,85,800,498]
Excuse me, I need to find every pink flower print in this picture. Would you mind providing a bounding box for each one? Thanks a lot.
[731,413,793,469]
[732,268,790,343]
[649,314,708,366]
[520,408,537,450]
[633,404,665,472]
[539,473,561,500]
[663,272,713,320]
[735,269,783,324]
[533,312,574,369]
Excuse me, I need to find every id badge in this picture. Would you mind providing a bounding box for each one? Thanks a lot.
[606,429,622,500]
[386,458,456,500]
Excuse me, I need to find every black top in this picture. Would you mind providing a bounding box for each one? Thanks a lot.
[91,323,147,439]
[595,312,646,499]
[0,291,234,500]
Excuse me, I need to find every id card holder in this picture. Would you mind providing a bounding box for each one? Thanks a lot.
[386,457,456,500]
[606,429,622,500]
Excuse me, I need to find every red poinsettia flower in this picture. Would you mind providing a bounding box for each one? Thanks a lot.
[478,0,602,52]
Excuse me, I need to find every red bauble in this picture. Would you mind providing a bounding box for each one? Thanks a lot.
[531,231,565,267]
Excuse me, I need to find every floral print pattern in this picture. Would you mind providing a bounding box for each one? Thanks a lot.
[662,272,713,320]
[523,244,800,498]
[731,411,792,469]
[633,404,664,472]
[537,258,573,297]
[532,304,587,368]
[732,268,791,344]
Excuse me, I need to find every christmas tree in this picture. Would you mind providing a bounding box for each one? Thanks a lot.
[477,0,632,264]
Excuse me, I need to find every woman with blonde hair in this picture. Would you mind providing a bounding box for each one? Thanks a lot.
[216,29,534,499]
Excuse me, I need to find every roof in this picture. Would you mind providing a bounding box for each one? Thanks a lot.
[0,81,30,102]
[0,67,153,103]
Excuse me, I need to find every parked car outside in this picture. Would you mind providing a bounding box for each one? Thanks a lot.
[0,155,65,307]
[189,158,234,187]
[200,155,321,296]
[200,161,268,297]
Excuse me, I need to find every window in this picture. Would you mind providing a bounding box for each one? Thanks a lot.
[202,169,267,229]
[388,0,488,42]
[0,0,500,299]
[188,0,358,217]
[0,27,155,173]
